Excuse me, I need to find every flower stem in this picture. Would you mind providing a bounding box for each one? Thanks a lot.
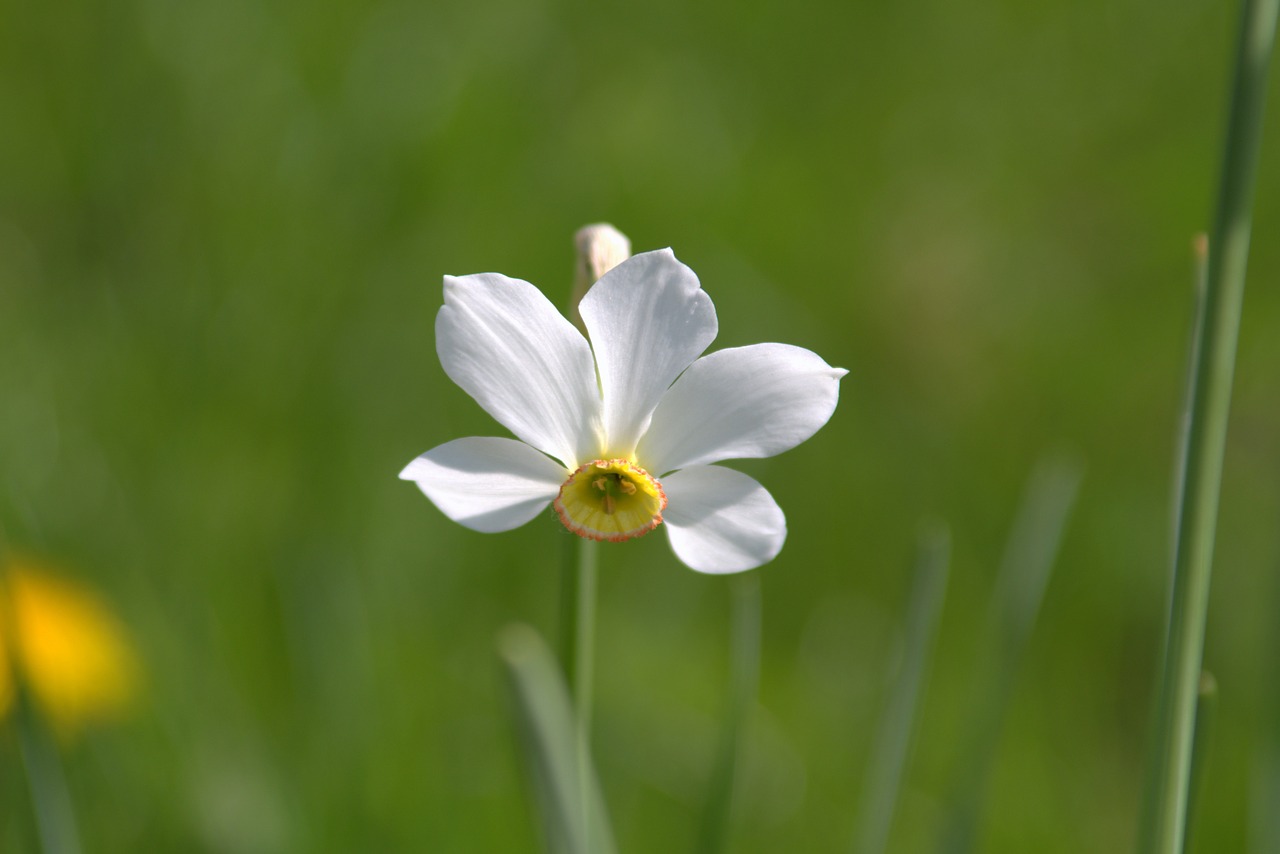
[1139,1,1278,852]
[558,537,599,733]
[558,535,599,845]
[574,539,599,739]
[557,224,629,848]
[698,571,762,854]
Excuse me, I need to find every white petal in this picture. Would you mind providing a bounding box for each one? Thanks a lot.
[637,343,847,474]
[661,466,786,574]
[437,273,601,469]
[399,437,566,533]
[579,249,717,458]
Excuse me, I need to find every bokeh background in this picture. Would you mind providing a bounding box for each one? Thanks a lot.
[2,0,1278,850]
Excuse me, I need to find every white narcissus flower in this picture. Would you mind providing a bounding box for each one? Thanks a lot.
[400,248,846,574]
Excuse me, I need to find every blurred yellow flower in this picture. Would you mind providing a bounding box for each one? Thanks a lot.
[0,560,140,739]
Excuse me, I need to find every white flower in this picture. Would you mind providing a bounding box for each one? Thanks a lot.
[399,248,846,574]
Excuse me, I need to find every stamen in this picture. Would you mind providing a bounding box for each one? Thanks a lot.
[554,459,667,542]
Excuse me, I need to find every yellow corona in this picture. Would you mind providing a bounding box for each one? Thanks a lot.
[554,459,667,542]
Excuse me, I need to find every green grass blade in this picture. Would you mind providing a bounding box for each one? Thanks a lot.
[557,536,600,843]
[1181,672,1217,854]
[498,623,617,854]
[854,520,950,854]
[1138,2,1279,852]
[1169,234,1209,550]
[939,455,1083,854]
[990,457,1084,650]
[697,572,762,854]
[15,696,83,854]
[1249,743,1280,854]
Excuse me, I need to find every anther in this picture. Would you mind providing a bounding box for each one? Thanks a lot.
[553,458,668,543]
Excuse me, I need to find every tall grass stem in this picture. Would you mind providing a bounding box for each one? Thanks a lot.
[940,456,1082,853]
[1139,2,1278,851]
[15,696,83,854]
[854,521,950,854]
[1249,743,1280,854]
[698,572,762,854]
[500,624,617,854]
[557,535,599,848]
[1182,672,1218,853]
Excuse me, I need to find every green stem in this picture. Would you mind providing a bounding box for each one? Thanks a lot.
[698,572,762,854]
[558,225,626,849]
[1140,2,1279,852]
[940,455,1082,854]
[1182,672,1218,854]
[558,536,577,672]
[2,550,80,854]
[15,696,82,854]
[855,521,950,854]
[574,539,598,742]
[1169,235,1209,551]
[558,536,599,846]
[499,624,618,854]
[558,537,599,735]
[1250,741,1280,854]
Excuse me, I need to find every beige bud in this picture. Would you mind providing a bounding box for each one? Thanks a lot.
[569,223,631,329]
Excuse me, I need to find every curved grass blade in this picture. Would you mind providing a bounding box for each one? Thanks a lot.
[498,624,617,854]
[854,520,950,854]
[697,572,762,854]
[939,455,1083,854]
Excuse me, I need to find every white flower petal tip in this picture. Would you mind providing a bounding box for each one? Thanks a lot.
[579,249,718,457]
[435,273,601,469]
[554,459,667,543]
[637,343,849,474]
[399,437,566,534]
[660,466,786,574]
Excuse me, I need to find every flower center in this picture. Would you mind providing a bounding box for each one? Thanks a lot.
[554,459,667,542]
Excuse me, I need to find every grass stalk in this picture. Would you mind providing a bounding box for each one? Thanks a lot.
[14,689,83,854]
[854,521,950,854]
[557,536,599,850]
[2,543,80,854]
[1181,672,1217,853]
[1139,1,1279,851]
[940,455,1082,853]
[1249,742,1280,854]
[698,572,762,854]
[500,623,617,854]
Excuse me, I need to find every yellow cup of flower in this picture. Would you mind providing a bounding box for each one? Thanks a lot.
[0,560,139,740]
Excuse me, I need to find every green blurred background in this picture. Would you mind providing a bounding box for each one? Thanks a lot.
[2,0,1278,849]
